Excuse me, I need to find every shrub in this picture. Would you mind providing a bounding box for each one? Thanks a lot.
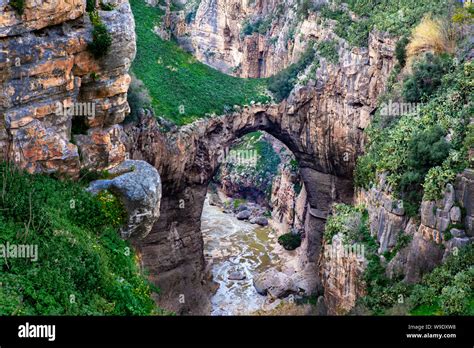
[86,0,96,12]
[316,40,339,64]
[268,45,315,101]
[9,0,25,15]
[96,190,127,228]
[406,16,455,60]
[278,233,302,250]
[100,1,116,11]
[88,23,112,58]
[395,36,410,68]
[126,74,152,124]
[408,284,438,308]
[87,12,112,59]
[402,53,453,103]
[440,285,469,315]
[240,17,272,37]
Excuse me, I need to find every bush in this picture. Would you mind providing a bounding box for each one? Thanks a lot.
[126,74,152,124]
[0,163,160,315]
[241,17,272,37]
[88,21,112,59]
[96,190,127,228]
[268,45,315,101]
[317,40,339,64]
[440,285,469,315]
[408,284,438,308]
[402,53,453,103]
[390,125,450,210]
[86,0,96,12]
[278,233,302,250]
[395,36,410,68]
[406,16,455,60]
[9,0,24,15]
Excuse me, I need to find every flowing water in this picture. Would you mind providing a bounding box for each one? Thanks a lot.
[201,196,283,315]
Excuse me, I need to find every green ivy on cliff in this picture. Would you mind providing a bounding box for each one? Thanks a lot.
[354,57,472,214]
[0,163,163,315]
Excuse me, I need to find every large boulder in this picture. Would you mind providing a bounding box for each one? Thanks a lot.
[253,269,298,299]
[236,210,251,220]
[87,160,161,240]
[251,216,269,226]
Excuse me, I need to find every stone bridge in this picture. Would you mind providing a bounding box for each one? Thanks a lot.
[126,87,375,314]
[124,30,394,314]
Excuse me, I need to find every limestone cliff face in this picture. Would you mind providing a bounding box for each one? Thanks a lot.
[358,170,474,284]
[165,0,329,77]
[0,0,136,177]
[319,169,474,315]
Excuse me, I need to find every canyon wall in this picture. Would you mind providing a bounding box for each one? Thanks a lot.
[0,0,135,177]
[125,25,395,313]
[165,0,330,77]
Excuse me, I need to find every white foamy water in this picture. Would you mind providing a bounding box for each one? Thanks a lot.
[201,196,282,315]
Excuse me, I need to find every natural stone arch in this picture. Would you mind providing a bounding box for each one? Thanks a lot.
[125,91,358,314]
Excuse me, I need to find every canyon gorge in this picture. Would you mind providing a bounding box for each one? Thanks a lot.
[0,0,472,317]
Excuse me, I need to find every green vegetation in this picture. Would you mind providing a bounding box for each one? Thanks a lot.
[354,57,472,212]
[408,245,474,315]
[100,1,116,11]
[0,163,161,315]
[316,40,339,64]
[402,53,454,103]
[320,0,451,47]
[216,132,281,199]
[130,0,270,125]
[241,17,272,37]
[87,10,113,59]
[126,74,152,124]
[324,204,473,315]
[268,45,316,101]
[383,232,412,261]
[9,0,24,15]
[395,36,409,68]
[86,0,96,12]
[278,233,302,250]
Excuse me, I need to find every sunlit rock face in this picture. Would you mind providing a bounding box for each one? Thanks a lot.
[0,0,136,177]
[124,27,395,313]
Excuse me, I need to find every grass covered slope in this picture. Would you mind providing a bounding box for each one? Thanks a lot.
[129,0,269,126]
[0,163,161,315]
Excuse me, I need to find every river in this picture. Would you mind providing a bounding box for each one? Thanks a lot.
[201,196,283,315]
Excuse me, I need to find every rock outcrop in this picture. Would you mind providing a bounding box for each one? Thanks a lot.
[317,169,474,315]
[0,0,136,177]
[320,233,367,315]
[87,159,162,240]
[162,0,329,77]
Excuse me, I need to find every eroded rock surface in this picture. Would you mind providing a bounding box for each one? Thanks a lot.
[0,0,136,177]
[87,160,162,240]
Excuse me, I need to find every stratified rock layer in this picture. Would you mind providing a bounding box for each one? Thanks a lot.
[0,0,136,177]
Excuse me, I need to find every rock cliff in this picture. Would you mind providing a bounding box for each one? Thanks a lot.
[0,0,136,177]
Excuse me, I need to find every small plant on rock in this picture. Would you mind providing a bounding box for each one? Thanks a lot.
[9,0,25,15]
[278,232,302,250]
